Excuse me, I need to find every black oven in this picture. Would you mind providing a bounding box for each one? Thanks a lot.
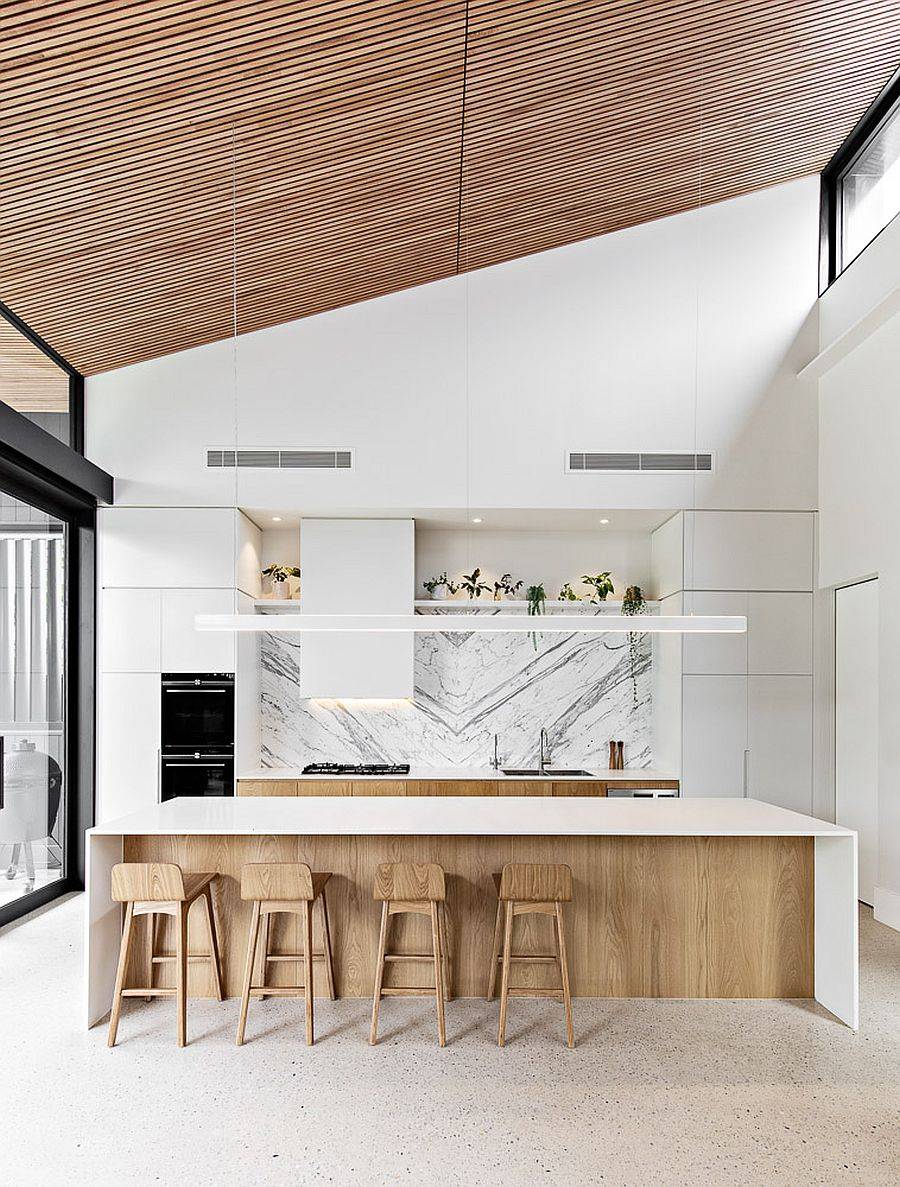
[161,673,234,751]
[160,750,234,801]
[160,673,234,799]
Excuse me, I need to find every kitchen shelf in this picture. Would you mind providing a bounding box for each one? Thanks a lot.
[253,598,659,613]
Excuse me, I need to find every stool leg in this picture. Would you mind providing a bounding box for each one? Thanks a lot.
[107,901,135,1048]
[498,900,514,1048]
[555,902,574,1049]
[175,901,188,1048]
[369,900,389,1045]
[236,900,262,1046]
[144,911,155,1002]
[430,901,446,1047]
[439,902,452,1002]
[320,892,336,1000]
[256,913,270,1001]
[487,898,503,999]
[203,885,224,1002]
[303,899,314,1046]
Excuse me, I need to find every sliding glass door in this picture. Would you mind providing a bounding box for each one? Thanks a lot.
[0,488,68,914]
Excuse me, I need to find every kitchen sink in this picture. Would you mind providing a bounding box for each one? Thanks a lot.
[501,767,593,778]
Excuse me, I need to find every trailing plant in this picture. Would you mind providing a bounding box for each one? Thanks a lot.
[423,571,459,596]
[558,582,580,601]
[492,573,523,600]
[581,571,614,602]
[526,583,547,650]
[622,584,647,703]
[460,568,490,599]
[262,563,301,584]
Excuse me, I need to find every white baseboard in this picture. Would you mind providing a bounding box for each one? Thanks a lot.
[873,885,900,932]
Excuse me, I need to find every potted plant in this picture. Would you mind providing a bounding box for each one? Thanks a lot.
[461,568,490,599]
[492,573,523,601]
[582,572,614,602]
[526,583,546,650]
[423,572,459,601]
[558,582,580,601]
[262,563,300,600]
[622,584,647,704]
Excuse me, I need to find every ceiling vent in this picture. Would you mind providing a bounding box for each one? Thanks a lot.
[207,448,353,470]
[567,451,713,474]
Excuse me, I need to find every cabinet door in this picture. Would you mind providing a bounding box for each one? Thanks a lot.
[682,592,748,675]
[747,676,812,814]
[685,511,814,591]
[100,588,161,672]
[681,675,748,797]
[160,589,235,673]
[747,593,813,675]
[100,507,236,588]
[97,673,160,822]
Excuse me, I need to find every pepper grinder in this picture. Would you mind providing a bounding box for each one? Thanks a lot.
[608,740,617,770]
[616,740,624,769]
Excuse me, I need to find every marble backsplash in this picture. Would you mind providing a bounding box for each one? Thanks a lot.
[259,614,652,770]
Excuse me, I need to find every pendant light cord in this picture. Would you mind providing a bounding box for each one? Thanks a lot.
[690,27,705,597]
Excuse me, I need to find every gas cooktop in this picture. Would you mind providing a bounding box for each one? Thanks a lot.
[302,763,411,776]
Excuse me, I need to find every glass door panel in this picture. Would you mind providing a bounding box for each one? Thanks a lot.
[0,489,67,909]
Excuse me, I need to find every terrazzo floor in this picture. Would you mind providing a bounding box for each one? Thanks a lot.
[1,894,898,1186]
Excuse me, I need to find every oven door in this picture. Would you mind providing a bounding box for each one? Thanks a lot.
[160,752,234,800]
[160,676,234,750]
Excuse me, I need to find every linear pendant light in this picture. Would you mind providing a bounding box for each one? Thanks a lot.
[196,613,746,634]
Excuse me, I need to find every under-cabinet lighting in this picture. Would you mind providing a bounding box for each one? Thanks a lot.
[472,517,483,523]
[272,516,282,522]
[599,518,610,524]
[196,613,746,634]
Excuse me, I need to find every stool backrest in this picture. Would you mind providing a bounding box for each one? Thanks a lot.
[373,861,445,902]
[111,862,186,902]
[241,862,314,901]
[499,862,573,902]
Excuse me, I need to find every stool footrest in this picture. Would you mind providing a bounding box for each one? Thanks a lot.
[151,953,215,963]
[506,987,564,998]
[380,986,438,996]
[494,954,558,963]
[248,986,308,997]
[264,952,328,962]
[384,952,435,962]
[121,988,177,998]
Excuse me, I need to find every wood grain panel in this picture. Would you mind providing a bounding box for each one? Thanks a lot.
[123,833,814,1000]
[236,780,299,797]
[2,3,897,372]
[552,782,608,797]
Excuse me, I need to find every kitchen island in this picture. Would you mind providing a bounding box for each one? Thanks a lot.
[85,797,857,1029]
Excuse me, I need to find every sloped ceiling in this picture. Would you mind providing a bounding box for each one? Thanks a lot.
[2,0,899,374]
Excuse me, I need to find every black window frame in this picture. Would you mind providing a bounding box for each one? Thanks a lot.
[0,310,111,929]
[0,299,83,453]
[821,65,900,293]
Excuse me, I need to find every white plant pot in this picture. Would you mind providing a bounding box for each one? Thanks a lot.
[272,579,289,600]
[431,585,449,601]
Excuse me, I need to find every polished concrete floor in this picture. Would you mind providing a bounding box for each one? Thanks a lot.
[1,895,898,1187]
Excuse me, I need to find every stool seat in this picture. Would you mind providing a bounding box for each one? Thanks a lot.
[370,862,450,1047]
[488,862,575,1048]
[236,863,336,1047]
[107,862,224,1049]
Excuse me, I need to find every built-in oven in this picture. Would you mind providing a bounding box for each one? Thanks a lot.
[161,673,234,751]
[160,750,234,801]
[160,673,234,799]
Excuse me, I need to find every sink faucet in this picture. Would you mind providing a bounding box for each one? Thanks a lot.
[491,733,501,770]
[539,727,550,774]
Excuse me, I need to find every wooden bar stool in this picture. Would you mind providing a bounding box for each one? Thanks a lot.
[370,862,451,1048]
[487,862,575,1048]
[236,863,335,1046]
[107,862,224,1048]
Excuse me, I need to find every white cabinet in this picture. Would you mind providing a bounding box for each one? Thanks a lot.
[682,591,748,675]
[747,592,813,675]
[684,511,814,592]
[97,673,160,822]
[99,507,236,588]
[681,676,748,797]
[747,675,813,814]
[100,589,161,672]
[160,589,235,673]
[299,519,414,699]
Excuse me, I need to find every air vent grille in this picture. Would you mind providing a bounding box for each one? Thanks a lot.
[567,451,712,473]
[207,448,353,470]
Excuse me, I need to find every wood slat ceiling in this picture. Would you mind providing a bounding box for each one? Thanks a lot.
[0,318,69,411]
[1,0,898,375]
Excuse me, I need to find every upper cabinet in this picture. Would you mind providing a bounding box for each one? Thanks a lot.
[684,511,814,592]
[99,507,238,588]
[299,518,414,699]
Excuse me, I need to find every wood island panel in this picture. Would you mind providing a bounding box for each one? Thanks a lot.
[123,833,813,1002]
[237,779,623,797]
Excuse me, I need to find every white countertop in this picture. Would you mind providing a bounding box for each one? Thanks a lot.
[237,767,678,782]
[88,796,854,838]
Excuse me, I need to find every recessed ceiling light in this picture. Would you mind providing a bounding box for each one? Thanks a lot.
[272,516,282,522]
[599,518,610,525]
[472,517,483,524]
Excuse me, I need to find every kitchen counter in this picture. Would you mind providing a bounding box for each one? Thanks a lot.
[85,797,857,1030]
[237,766,678,782]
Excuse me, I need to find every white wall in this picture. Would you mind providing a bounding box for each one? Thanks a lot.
[85,177,820,515]
[817,218,900,928]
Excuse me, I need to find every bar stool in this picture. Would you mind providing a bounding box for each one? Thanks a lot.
[370,862,451,1047]
[107,862,224,1048]
[487,862,575,1048]
[236,863,335,1046]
